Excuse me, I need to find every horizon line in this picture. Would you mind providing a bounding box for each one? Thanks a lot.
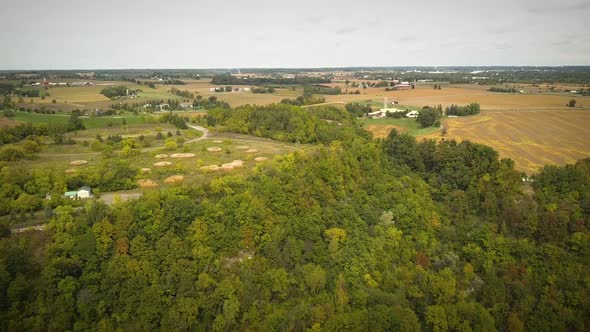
[1,64,590,72]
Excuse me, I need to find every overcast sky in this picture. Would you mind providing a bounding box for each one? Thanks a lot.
[1,0,589,69]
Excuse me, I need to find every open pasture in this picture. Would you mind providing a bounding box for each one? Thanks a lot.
[420,109,590,174]
[12,111,155,129]
[359,117,440,137]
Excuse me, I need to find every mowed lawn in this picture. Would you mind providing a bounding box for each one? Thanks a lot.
[420,109,590,174]
[12,111,157,129]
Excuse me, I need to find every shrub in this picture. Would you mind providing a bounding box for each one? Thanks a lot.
[0,146,26,161]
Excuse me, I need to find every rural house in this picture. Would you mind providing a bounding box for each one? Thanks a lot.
[406,110,419,118]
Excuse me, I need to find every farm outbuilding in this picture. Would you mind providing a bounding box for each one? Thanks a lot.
[77,186,92,199]
[406,110,419,118]
[64,191,78,199]
[64,186,92,199]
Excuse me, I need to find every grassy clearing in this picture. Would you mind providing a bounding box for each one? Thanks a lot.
[359,117,440,136]
[10,118,302,193]
[137,89,182,100]
[12,111,158,129]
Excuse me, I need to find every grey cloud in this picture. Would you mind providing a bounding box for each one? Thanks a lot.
[495,43,513,50]
[304,16,325,25]
[397,35,417,43]
[527,0,590,13]
[335,27,358,35]
[1,0,589,68]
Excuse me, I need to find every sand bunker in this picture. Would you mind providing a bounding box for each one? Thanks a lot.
[254,157,268,162]
[199,165,221,172]
[170,153,195,158]
[245,149,258,153]
[213,140,223,143]
[236,145,250,150]
[207,147,222,152]
[70,160,88,166]
[221,160,245,170]
[154,161,172,167]
[65,169,77,174]
[138,179,159,189]
[154,154,168,159]
[200,160,245,172]
[164,175,185,185]
[140,168,152,174]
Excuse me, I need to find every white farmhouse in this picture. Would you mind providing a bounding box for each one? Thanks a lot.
[406,110,419,118]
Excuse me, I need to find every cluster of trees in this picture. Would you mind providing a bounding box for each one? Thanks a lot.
[65,159,138,192]
[169,87,194,99]
[14,88,42,98]
[416,107,441,128]
[303,85,341,95]
[344,102,372,117]
[160,79,186,85]
[488,87,518,93]
[193,96,230,110]
[100,86,136,99]
[531,159,590,241]
[0,166,69,218]
[211,74,330,86]
[0,123,46,145]
[445,103,481,116]
[0,111,85,148]
[0,83,15,96]
[159,113,188,129]
[200,104,369,144]
[0,141,39,162]
[12,107,57,115]
[433,84,442,90]
[280,94,325,106]
[251,87,275,94]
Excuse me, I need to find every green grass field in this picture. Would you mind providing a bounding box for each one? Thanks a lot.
[359,117,440,136]
[138,90,183,100]
[13,111,158,129]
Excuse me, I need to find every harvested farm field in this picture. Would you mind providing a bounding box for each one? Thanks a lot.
[420,109,590,174]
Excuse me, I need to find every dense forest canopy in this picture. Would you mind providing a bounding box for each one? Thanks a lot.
[0,102,589,331]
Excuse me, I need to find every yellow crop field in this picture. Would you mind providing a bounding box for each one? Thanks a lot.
[420,110,590,174]
[321,85,590,110]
